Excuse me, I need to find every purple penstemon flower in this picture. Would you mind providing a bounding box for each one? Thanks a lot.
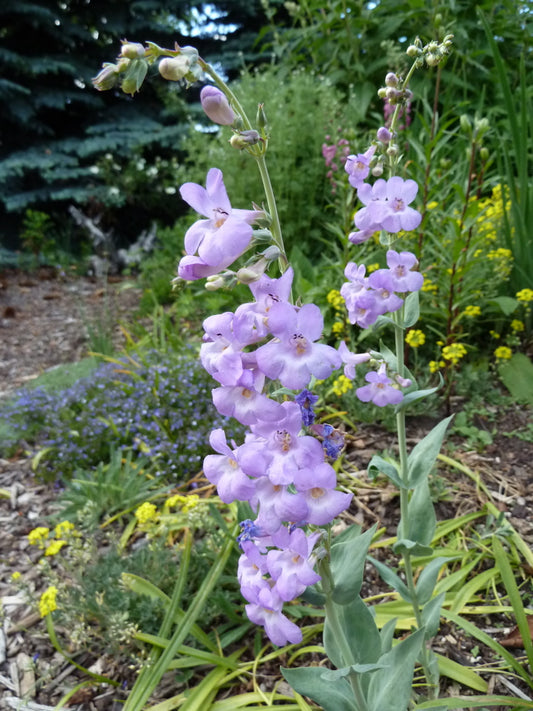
[247,401,326,485]
[266,527,322,601]
[356,362,410,407]
[203,429,256,503]
[211,369,284,426]
[354,176,421,234]
[344,145,376,188]
[338,341,371,379]
[369,249,424,293]
[177,168,262,280]
[255,302,342,389]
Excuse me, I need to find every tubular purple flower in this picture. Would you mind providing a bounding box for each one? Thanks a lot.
[344,145,376,188]
[178,168,263,280]
[203,429,256,503]
[200,85,236,125]
[354,177,421,234]
[255,302,342,389]
[338,341,371,380]
[356,363,404,407]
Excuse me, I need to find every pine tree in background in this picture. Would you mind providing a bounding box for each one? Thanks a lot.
[0,0,267,250]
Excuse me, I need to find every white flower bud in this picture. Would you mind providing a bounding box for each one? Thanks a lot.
[158,56,191,82]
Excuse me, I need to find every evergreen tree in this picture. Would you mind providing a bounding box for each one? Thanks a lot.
[0,0,266,249]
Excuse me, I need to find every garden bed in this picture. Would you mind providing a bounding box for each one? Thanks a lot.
[1,269,532,710]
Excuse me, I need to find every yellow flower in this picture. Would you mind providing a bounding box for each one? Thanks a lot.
[405,329,426,348]
[489,330,500,339]
[516,288,533,303]
[332,375,353,396]
[366,262,380,273]
[54,521,75,538]
[28,527,50,548]
[135,502,158,524]
[181,495,200,513]
[39,586,58,617]
[11,571,21,581]
[426,201,438,210]
[326,289,344,311]
[165,493,200,513]
[494,346,512,360]
[331,321,344,336]
[442,343,467,365]
[421,278,438,294]
[45,540,67,557]
[510,319,524,332]
[463,305,481,318]
[429,360,446,373]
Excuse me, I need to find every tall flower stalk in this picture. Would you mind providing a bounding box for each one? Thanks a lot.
[93,32,455,710]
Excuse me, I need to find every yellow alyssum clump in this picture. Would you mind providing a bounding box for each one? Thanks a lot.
[135,502,158,523]
[463,305,481,317]
[28,527,50,548]
[54,520,76,537]
[39,586,58,617]
[326,289,344,311]
[516,288,533,303]
[332,375,353,396]
[45,540,68,557]
[166,494,200,513]
[442,343,467,365]
[510,319,524,332]
[494,346,512,360]
[429,360,445,373]
[405,329,426,348]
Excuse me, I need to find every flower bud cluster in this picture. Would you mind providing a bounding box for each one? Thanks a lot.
[406,35,454,68]
[92,42,203,95]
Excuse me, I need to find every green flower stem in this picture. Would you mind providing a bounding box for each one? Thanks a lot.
[254,153,288,272]
[198,58,288,273]
[393,312,439,695]
[319,557,369,711]
[324,598,369,711]
[123,524,239,711]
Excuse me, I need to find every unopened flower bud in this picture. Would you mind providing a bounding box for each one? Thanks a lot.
[385,87,398,102]
[377,87,387,99]
[120,41,146,59]
[460,114,472,134]
[386,144,399,157]
[480,146,489,162]
[425,53,439,67]
[256,103,268,130]
[385,72,398,87]
[92,63,119,91]
[158,56,192,81]
[230,130,261,149]
[406,44,420,57]
[200,85,235,125]
[377,126,392,143]
[372,162,384,177]
[205,274,226,291]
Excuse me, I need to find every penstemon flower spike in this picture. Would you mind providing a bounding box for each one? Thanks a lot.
[93,32,454,711]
